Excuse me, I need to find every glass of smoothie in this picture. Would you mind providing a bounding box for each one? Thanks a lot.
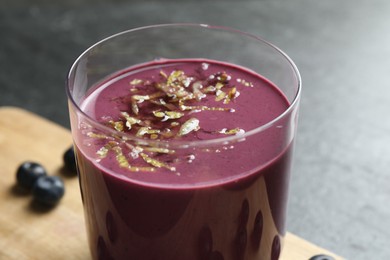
[66,24,301,260]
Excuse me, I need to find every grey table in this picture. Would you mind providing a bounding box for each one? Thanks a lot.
[1,0,389,259]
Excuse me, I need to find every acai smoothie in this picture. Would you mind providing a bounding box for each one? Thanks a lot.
[73,59,294,260]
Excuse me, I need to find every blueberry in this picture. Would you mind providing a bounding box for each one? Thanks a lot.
[16,162,47,190]
[63,146,77,173]
[32,176,65,206]
[309,255,335,260]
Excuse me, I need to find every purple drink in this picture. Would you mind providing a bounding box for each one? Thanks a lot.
[67,24,301,260]
[74,59,293,260]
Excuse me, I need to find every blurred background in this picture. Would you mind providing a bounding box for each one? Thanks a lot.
[1,0,390,259]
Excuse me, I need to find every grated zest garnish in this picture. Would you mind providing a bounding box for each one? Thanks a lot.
[178,118,200,136]
[90,63,247,173]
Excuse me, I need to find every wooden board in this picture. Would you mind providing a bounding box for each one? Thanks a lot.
[0,107,344,260]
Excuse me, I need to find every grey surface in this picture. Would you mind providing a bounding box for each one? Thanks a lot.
[1,0,390,259]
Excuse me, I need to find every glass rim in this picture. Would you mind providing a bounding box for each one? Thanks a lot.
[66,23,302,149]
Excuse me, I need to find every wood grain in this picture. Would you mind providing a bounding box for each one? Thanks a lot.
[0,107,343,260]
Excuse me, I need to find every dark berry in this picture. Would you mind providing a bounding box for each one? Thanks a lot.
[309,255,335,260]
[63,146,77,173]
[233,226,247,259]
[239,199,249,227]
[106,211,118,243]
[271,235,281,260]
[16,162,47,190]
[32,176,65,206]
[251,210,263,249]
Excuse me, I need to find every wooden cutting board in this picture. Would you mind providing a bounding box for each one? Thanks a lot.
[0,107,344,260]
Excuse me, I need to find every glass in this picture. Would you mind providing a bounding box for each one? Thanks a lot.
[66,24,301,260]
